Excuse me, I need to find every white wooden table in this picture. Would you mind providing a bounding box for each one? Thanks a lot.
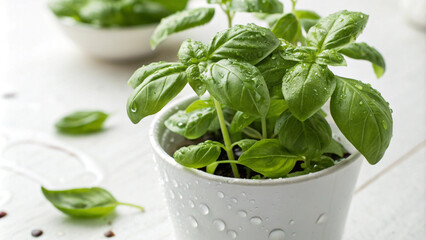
[1,0,425,239]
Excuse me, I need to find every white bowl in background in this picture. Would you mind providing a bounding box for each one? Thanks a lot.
[56,17,158,61]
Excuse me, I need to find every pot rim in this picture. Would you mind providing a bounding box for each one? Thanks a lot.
[149,95,362,186]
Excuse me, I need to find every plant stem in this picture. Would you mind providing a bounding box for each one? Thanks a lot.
[213,98,240,178]
[261,117,268,139]
[221,3,234,28]
[291,0,298,13]
[117,202,145,211]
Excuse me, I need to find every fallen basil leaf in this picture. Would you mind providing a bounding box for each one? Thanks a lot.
[55,111,108,134]
[41,187,144,218]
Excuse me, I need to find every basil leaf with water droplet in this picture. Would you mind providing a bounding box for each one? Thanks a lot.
[165,108,217,139]
[185,99,215,113]
[315,49,347,66]
[178,39,208,65]
[272,13,299,43]
[306,10,369,51]
[230,0,283,14]
[282,63,336,121]
[151,7,215,49]
[275,111,332,157]
[266,99,288,117]
[127,64,187,124]
[174,140,222,168]
[41,187,144,218]
[278,45,317,62]
[238,139,301,178]
[323,139,346,157]
[203,59,270,117]
[230,111,257,134]
[207,23,280,65]
[256,49,297,90]
[55,111,108,134]
[128,62,175,89]
[232,139,258,152]
[338,42,386,78]
[186,64,206,96]
[330,76,393,164]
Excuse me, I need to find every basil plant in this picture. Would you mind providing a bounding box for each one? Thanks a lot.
[127,1,392,179]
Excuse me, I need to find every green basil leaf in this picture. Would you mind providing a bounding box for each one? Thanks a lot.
[184,108,217,139]
[207,23,280,65]
[165,110,188,136]
[41,187,144,218]
[230,0,283,13]
[174,140,222,168]
[232,139,258,151]
[272,13,299,43]
[128,62,175,89]
[282,63,336,121]
[185,99,215,112]
[278,44,317,62]
[311,156,335,172]
[338,42,386,78]
[238,139,301,178]
[315,49,347,66]
[323,139,346,157]
[230,111,257,133]
[275,111,332,157]
[165,108,216,139]
[306,10,369,51]
[127,64,187,123]
[151,7,215,49]
[178,39,208,65]
[330,76,393,164]
[186,64,206,96]
[256,49,297,90]
[55,111,108,134]
[266,99,288,117]
[295,10,321,20]
[203,59,270,117]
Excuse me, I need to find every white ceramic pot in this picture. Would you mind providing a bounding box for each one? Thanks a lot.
[55,18,157,61]
[150,96,363,240]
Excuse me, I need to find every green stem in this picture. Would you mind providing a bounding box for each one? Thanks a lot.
[213,98,240,178]
[221,4,234,28]
[291,0,298,13]
[304,157,311,171]
[261,117,267,139]
[117,202,145,212]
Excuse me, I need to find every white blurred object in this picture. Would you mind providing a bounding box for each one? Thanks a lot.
[56,17,157,61]
[400,0,426,29]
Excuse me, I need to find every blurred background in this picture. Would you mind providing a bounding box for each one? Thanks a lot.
[0,0,425,239]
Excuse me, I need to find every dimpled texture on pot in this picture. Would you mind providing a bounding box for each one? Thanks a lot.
[150,96,362,240]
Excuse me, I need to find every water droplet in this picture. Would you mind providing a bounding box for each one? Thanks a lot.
[316,213,328,224]
[213,219,226,231]
[198,203,209,215]
[237,210,247,218]
[227,230,237,239]
[217,191,224,198]
[195,180,199,184]
[169,190,175,199]
[250,216,263,225]
[241,192,246,197]
[292,232,296,237]
[359,101,363,105]
[231,198,238,203]
[131,102,137,112]
[382,120,388,129]
[177,122,185,127]
[289,219,295,225]
[188,216,198,228]
[177,192,183,199]
[249,199,255,204]
[269,229,286,240]
[188,200,195,208]
[355,84,363,90]
[227,204,232,209]
[172,179,178,187]
[238,226,243,230]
